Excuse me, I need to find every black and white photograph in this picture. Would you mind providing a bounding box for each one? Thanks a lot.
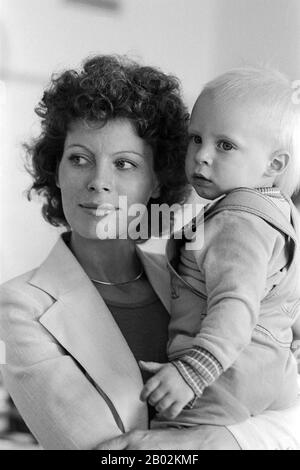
[0,0,300,452]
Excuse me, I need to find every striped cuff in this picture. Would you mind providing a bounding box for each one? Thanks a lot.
[172,347,223,409]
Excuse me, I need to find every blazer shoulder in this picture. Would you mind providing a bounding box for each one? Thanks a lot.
[1,268,36,290]
[0,268,54,322]
[0,268,42,301]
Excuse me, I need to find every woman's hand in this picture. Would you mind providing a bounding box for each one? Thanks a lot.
[95,426,241,450]
[139,361,194,419]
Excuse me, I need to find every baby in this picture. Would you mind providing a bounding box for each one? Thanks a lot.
[139,67,300,426]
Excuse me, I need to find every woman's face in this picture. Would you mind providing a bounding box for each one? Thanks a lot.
[57,118,160,240]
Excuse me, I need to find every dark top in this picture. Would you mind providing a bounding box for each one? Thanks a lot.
[105,291,170,420]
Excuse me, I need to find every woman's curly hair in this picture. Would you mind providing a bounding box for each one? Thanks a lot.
[26,54,190,227]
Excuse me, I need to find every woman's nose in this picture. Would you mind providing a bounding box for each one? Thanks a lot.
[87,160,113,192]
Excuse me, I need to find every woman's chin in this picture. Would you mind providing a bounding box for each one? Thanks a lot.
[71,224,130,241]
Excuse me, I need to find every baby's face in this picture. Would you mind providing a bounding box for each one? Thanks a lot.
[185,92,275,200]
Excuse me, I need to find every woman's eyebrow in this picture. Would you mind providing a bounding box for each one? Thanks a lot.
[65,145,146,158]
[114,150,146,158]
[65,143,93,153]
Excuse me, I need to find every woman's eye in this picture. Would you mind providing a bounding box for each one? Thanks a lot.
[68,155,90,166]
[115,159,136,170]
[217,141,235,152]
[190,135,202,145]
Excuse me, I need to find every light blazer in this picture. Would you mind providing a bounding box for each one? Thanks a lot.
[0,235,170,450]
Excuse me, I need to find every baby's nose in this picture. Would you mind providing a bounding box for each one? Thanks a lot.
[194,146,213,165]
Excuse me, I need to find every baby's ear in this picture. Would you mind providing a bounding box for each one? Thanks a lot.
[265,151,290,176]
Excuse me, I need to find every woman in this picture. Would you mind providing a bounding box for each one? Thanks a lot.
[0,55,299,450]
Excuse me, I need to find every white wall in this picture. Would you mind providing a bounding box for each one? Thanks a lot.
[1,0,300,282]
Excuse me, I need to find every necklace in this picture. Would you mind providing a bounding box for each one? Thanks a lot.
[91,268,144,286]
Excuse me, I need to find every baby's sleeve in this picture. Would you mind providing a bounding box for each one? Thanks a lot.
[191,210,278,370]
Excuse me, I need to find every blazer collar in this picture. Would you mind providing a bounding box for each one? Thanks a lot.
[28,232,89,299]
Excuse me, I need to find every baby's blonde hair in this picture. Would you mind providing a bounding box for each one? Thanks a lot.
[200,66,300,196]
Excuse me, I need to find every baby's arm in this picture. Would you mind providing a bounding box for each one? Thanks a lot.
[139,361,194,419]
[181,211,278,373]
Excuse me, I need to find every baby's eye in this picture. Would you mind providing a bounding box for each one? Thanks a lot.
[190,134,202,145]
[115,159,136,170]
[217,141,236,152]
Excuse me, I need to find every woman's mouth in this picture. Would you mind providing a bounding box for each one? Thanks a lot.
[79,203,118,217]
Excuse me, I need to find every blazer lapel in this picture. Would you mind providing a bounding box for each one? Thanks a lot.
[29,235,148,432]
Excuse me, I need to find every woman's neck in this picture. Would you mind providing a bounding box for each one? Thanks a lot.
[69,232,142,284]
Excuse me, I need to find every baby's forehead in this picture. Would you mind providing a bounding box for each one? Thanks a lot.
[192,91,275,126]
[194,90,262,112]
[191,92,278,142]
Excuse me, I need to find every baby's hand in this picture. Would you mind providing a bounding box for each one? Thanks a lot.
[139,361,194,420]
